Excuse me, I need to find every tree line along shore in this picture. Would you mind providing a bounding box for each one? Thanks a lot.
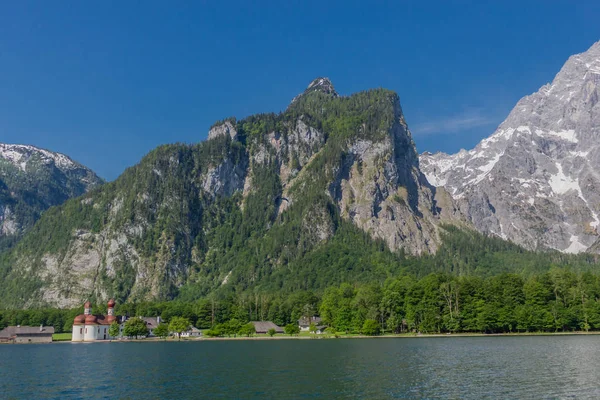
[4,268,600,339]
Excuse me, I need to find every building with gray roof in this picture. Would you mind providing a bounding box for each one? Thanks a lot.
[0,325,54,343]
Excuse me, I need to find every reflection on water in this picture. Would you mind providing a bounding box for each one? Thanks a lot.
[1,336,599,399]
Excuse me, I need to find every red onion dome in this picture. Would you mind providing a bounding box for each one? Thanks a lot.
[74,314,86,324]
[85,315,98,324]
[107,299,115,308]
[84,301,91,308]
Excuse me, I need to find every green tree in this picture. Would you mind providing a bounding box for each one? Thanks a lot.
[267,328,276,337]
[108,321,120,338]
[153,323,170,339]
[169,316,191,340]
[123,317,149,339]
[325,327,337,337]
[226,319,242,337]
[284,323,300,336]
[309,322,317,334]
[238,323,256,337]
[205,326,223,337]
[362,319,381,336]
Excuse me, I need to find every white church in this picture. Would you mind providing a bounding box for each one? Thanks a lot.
[71,299,118,342]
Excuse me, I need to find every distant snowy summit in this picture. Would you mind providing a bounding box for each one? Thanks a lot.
[0,143,77,172]
[0,142,103,245]
[421,40,600,254]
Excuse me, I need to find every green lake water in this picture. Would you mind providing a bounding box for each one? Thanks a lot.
[1,336,599,399]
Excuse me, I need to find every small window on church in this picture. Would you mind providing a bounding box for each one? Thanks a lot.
[80,328,83,334]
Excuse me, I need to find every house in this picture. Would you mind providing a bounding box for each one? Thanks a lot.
[181,327,202,338]
[314,325,328,334]
[298,316,322,332]
[251,321,284,334]
[117,316,162,338]
[72,299,118,342]
[140,317,162,337]
[0,325,55,343]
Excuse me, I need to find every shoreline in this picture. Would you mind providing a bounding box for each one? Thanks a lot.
[50,330,600,344]
[3,331,600,345]
[193,331,600,340]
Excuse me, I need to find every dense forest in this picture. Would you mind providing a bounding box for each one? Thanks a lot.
[3,227,600,335]
[3,266,600,335]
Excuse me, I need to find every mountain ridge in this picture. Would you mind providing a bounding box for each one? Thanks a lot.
[0,143,103,250]
[0,81,466,308]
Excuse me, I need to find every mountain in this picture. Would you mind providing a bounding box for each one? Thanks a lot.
[0,78,465,308]
[421,41,600,254]
[0,143,103,250]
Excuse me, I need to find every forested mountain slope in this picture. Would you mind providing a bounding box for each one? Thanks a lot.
[0,79,466,308]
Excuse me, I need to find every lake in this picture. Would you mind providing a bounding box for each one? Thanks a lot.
[1,336,599,399]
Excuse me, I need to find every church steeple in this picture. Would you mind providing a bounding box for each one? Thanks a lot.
[107,299,115,316]
[84,301,91,315]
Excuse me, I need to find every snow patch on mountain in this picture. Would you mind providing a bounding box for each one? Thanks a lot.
[0,143,77,172]
[540,129,578,143]
[565,235,588,254]
[549,163,579,195]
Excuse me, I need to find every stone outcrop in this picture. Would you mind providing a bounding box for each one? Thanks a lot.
[208,121,238,141]
[329,100,466,254]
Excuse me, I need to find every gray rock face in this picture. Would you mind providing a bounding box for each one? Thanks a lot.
[201,156,248,198]
[208,121,238,141]
[329,100,466,255]
[420,41,600,253]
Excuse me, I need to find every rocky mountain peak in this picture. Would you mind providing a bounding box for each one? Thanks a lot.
[306,77,337,95]
[290,77,339,105]
[0,143,76,172]
[420,40,600,254]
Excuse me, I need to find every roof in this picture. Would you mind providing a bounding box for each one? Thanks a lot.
[187,327,202,333]
[73,314,115,325]
[298,316,322,326]
[140,317,160,330]
[251,321,284,333]
[0,326,55,338]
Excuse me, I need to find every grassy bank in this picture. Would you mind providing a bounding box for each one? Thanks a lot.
[52,333,72,341]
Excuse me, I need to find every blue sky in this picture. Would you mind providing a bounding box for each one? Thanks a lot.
[1,1,599,180]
